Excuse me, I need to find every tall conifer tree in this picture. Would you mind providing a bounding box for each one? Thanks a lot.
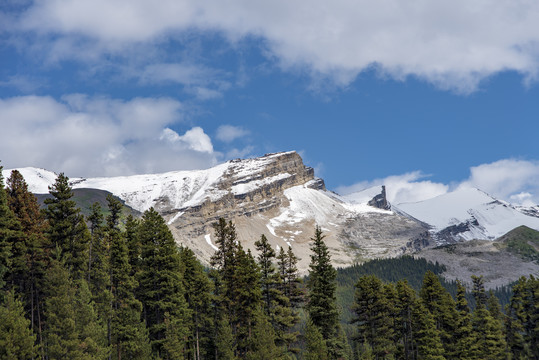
[43,173,89,279]
[137,208,189,359]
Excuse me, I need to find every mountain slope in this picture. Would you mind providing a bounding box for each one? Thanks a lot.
[395,188,539,243]
[6,152,539,272]
[3,152,427,271]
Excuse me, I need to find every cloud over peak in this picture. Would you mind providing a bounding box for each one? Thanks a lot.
[0,95,218,177]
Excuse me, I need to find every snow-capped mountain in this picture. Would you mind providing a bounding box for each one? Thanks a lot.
[395,188,539,242]
[5,151,539,271]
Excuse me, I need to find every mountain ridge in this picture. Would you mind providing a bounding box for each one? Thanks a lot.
[5,151,539,273]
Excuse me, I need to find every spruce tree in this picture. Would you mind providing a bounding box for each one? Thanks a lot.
[453,280,474,359]
[245,309,281,360]
[304,318,328,360]
[0,290,37,360]
[277,246,303,308]
[180,246,213,360]
[412,302,446,360]
[73,278,110,359]
[470,276,506,360]
[43,251,82,360]
[0,165,22,298]
[5,170,49,349]
[214,314,237,360]
[306,226,338,340]
[232,246,262,357]
[43,173,90,279]
[419,271,458,357]
[352,274,395,359]
[107,197,151,360]
[255,236,299,351]
[137,208,190,359]
[395,279,418,359]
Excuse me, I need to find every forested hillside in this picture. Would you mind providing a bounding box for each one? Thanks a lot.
[1,166,538,359]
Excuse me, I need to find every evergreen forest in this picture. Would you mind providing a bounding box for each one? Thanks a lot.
[0,166,538,360]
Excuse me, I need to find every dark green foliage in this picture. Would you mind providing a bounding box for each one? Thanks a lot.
[0,291,37,359]
[43,253,82,359]
[304,318,328,360]
[108,198,151,360]
[255,235,300,351]
[245,310,282,360]
[412,302,445,360]
[180,246,214,360]
[0,166,22,298]
[137,208,189,359]
[469,275,507,359]
[419,271,458,357]
[453,281,474,359]
[214,314,237,360]
[43,173,90,279]
[352,275,395,359]
[73,279,110,359]
[306,226,338,340]
[277,245,303,308]
[505,275,539,359]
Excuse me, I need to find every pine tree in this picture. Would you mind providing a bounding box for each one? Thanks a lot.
[412,302,446,360]
[470,275,506,360]
[306,226,338,341]
[214,314,237,360]
[506,275,539,359]
[43,251,82,360]
[5,169,49,350]
[137,208,190,359]
[419,271,458,357]
[232,246,262,357]
[73,278,110,360]
[352,274,395,359]
[394,279,418,359]
[107,197,151,360]
[43,173,90,279]
[180,246,213,360]
[245,309,281,360]
[277,246,303,309]
[255,236,299,351]
[124,215,142,278]
[255,234,277,318]
[304,318,328,360]
[0,290,37,360]
[453,280,474,359]
[0,165,22,298]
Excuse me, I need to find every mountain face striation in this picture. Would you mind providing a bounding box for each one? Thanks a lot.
[6,151,539,273]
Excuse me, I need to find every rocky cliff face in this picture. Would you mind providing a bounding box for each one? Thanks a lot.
[165,151,324,238]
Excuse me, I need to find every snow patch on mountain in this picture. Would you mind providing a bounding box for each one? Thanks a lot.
[396,187,539,240]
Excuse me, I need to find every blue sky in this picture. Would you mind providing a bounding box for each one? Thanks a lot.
[2,0,539,205]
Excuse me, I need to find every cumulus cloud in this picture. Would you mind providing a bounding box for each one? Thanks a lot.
[458,159,539,205]
[0,95,218,177]
[10,0,539,92]
[337,171,449,204]
[216,125,250,143]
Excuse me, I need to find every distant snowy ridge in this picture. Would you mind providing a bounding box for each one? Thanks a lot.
[396,187,539,241]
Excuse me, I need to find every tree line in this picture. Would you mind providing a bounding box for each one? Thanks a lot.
[0,166,538,359]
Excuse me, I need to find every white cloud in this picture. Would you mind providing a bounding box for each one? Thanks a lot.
[0,95,218,177]
[216,125,249,143]
[338,159,539,207]
[337,171,449,204]
[13,0,539,92]
[458,159,539,205]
